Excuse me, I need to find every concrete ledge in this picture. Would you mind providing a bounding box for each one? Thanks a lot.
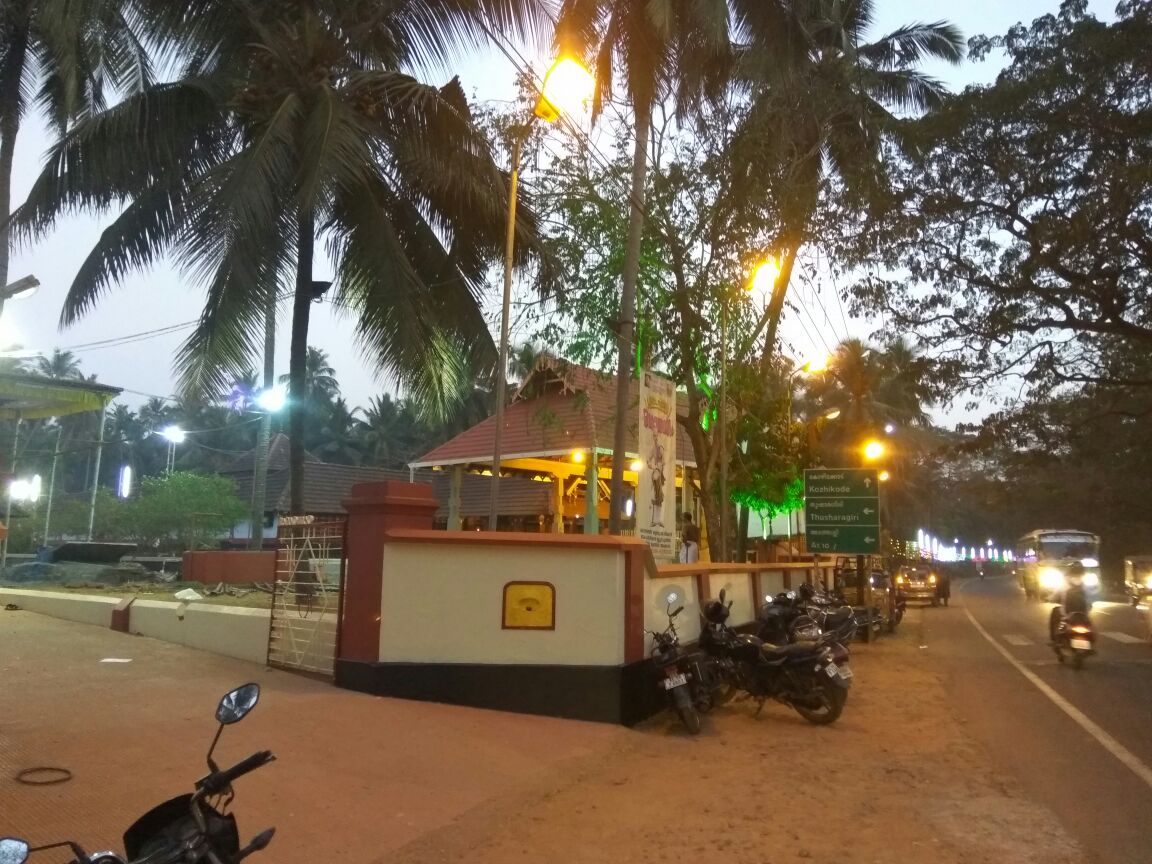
[0,589,271,666]
[0,588,119,628]
[131,600,270,665]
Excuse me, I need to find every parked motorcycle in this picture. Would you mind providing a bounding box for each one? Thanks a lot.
[1053,611,1097,669]
[647,603,722,734]
[3,683,276,864]
[700,590,851,725]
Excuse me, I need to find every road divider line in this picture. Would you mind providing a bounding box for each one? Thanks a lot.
[1101,631,1143,644]
[964,607,1152,791]
[1002,634,1033,646]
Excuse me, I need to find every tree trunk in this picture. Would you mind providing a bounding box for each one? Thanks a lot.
[757,242,800,374]
[608,100,653,534]
[0,23,30,299]
[289,208,315,515]
[248,284,276,548]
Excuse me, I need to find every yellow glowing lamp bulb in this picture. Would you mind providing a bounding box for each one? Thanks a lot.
[750,258,780,293]
[535,58,595,123]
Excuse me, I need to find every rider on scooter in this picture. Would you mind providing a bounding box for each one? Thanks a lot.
[1049,562,1090,644]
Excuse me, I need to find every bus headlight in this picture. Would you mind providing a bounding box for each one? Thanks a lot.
[1083,572,1099,588]
[1039,568,1065,590]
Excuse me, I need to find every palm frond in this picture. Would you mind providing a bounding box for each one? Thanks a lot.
[858,22,965,70]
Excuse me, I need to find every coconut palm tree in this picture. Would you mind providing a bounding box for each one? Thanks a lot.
[0,0,150,294]
[35,348,83,379]
[11,1,553,514]
[733,0,964,369]
[555,0,736,531]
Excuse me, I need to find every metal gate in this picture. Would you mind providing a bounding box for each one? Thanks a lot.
[267,517,346,678]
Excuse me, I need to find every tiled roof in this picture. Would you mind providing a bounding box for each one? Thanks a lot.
[224,439,555,518]
[412,357,696,467]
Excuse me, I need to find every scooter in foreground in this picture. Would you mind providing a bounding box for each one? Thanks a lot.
[1053,611,1097,669]
[2,683,276,864]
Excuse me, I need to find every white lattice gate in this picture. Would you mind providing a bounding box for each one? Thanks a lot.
[267,517,346,678]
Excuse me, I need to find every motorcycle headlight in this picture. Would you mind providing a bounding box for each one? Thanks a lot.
[1144,574,1152,589]
[1039,567,1065,590]
[1083,572,1099,588]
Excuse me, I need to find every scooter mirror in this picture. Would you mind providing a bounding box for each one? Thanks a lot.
[0,838,30,864]
[718,588,726,602]
[216,683,261,725]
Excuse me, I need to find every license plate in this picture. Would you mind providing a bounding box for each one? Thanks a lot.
[1071,639,1091,650]
[663,673,687,689]
[824,664,839,678]
[837,665,854,680]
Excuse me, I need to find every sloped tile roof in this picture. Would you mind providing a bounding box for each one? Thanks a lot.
[412,357,696,467]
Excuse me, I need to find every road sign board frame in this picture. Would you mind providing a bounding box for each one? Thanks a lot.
[804,467,881,555]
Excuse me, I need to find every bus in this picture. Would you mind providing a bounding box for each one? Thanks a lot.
[1014,529,1101,601]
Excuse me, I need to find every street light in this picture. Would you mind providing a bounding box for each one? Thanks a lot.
[254,384,287,413]
[159,425,186,473]
[1,275,39,303]
[863,439,885,461]
[490,56,594,531]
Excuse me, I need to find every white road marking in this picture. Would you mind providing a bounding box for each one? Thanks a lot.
[1101,631,1144,644]
[964,607,1152,792]
[1002,634,1034,646]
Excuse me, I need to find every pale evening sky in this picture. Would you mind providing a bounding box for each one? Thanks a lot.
[4,0,1115,417]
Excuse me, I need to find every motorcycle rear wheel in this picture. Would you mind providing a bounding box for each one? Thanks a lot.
[672,686,702,734]
[793,679,847,725]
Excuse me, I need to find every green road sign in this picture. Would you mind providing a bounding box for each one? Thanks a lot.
[805,497,879,526]
[804,467,881,554]
[806,526,881,554]
[804,468,879,498]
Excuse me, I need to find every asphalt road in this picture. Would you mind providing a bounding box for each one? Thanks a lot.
[919,575,1152,864]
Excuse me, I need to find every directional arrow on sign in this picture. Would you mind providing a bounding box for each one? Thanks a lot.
[863,508,875,516]
[863,478,872,488]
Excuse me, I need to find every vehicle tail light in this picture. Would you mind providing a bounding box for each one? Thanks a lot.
[1070,626,1091,634]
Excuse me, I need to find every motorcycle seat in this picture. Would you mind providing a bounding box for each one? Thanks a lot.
[760,642,821,658]
[819,607,854,627]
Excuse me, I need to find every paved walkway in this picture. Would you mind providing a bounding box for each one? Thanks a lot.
[0,611,625,861]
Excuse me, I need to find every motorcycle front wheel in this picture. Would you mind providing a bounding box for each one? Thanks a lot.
[793,679,848,725]
[671,686,702,734]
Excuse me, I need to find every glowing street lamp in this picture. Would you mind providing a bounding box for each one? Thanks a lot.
[863,439,885,461]
[750,257,781,294]
[1,275,39,303]
[254,384,287,413]
[878,470,891,482]
[159,425,185,473]
[492,56,595,531]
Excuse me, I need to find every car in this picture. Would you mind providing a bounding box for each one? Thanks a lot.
[831,564,904,635]
[894,565,947,606]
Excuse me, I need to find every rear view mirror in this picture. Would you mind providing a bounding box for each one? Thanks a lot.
[216,683,260,725]
[0,838,29,864]
[718,588,726,602]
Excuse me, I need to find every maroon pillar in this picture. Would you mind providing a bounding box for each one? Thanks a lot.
[340,481,438,663]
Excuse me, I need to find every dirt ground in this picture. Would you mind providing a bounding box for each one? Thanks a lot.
[3,607,1082,864]
[382,609,1083,864]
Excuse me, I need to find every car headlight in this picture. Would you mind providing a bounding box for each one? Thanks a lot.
[1039,568,1065,590]
[1144,575,1152,589]
[1083,572,1099,588]
[929,574,937,585]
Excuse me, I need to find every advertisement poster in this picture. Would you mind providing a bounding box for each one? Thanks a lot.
[636,370,677,560]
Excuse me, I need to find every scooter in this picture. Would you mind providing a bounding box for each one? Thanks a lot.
[2,684,276,864]
[1053,611,1097,669]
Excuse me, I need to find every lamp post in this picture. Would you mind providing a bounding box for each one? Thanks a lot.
[0,275,39,318]
[489,58,594,531]
[159,425,186,473]
[248,383,286,549]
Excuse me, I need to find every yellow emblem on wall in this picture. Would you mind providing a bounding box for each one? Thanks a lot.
[502,581,556,630]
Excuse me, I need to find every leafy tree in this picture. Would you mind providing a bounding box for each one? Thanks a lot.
[11,0,553,515]
[843,0,1152,395]
[555,0,734,531]
[731,0,963,372]
[0,0,150,291]
[123,471,246,551]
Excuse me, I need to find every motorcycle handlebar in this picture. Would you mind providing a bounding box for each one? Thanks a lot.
[198,750,275,795]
